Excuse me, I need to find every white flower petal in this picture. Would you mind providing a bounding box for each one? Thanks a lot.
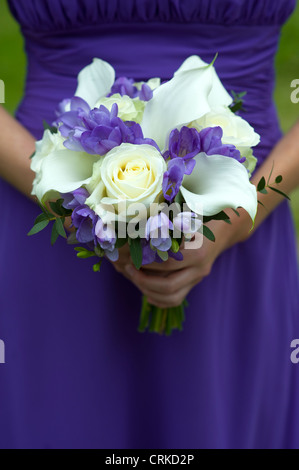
[31,130,65,173]
[180,152,257,222]
[74,58,115,108]
[174,56,232,108]
[141,55,232,150]
[32,149,100,203]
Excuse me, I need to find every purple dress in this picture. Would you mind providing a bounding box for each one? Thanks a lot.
[1,0,299,449]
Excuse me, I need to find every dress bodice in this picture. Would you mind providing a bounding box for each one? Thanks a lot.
[7,0,296,166]
[8,0,295,30]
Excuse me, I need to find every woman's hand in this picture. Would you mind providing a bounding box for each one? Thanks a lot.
[114,210,252,308]
[112,243,134,280]
[126,235,218,309]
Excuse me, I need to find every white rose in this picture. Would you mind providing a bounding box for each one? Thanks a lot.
[190,105,260,156]
[86,143,167,220]
[95,93,145,123]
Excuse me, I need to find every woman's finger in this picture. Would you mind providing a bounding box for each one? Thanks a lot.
[146,284,197,308]
[125,265,199,295]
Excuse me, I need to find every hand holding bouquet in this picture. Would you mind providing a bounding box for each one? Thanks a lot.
[29,55,285,335]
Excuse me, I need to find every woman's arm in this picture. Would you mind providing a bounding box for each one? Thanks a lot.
[122,120,299,308]
[248,120,299,235]
[0,105,36,198]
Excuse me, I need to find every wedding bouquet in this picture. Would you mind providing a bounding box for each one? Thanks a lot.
[29,55,262,335]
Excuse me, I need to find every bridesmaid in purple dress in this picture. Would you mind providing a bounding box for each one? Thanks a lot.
[0,0,299,449]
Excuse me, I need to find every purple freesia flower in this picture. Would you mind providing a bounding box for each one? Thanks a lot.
[108,77,153,102]
[53,98,72,125]
[198,126,245,163]
[145,213,173,252]
[72,205,97,244]
[141,239,184,265]
[57,97,91,138]
[165,127,200,174]
[173,212,202,238]
[94,218,119,262]
[141,239,160,265]
[162,158,186,202]
[141,211,184,265]
[62,188,90,210]
[62,190,96,244]
[57,98,158,155]
[62,190,119,261]
[162,125,245,202]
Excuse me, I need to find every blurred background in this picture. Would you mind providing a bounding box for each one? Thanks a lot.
[0,0,298,241]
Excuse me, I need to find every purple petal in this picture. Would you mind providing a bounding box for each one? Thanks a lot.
[141,241,157,265]
[151,237,172,252]
[76,218,94,244]
[139,84,153,101]
[70,97,91,114]
[183,158,197,175]
[169,250,184,261]
[105,248,119,262]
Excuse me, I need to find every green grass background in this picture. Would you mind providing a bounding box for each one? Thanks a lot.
[0,0,299,237]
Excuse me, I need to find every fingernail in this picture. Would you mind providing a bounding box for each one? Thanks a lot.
[125,265,135,276]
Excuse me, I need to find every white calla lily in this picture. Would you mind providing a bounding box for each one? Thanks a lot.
[180,153,257,222]
[174,55,232,109]
[74,58,115,108]
[31,129,65,174]
[141,55,232,150]
[32,149,100,203]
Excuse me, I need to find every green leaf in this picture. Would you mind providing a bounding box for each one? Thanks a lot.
[259,188,268,195]
[257,177,266,192]
[49,199,72,217]
[37,201,53,218]
[203,225,215,242]
[229,90,247,113]
[268,186,291,200]
[129,237,143,270]
[57,198,72,216]
[29,151,36,160]
[115,237,128,249]
[43,120,58,134]
[258,200,267,209]
[28,219,49,236]
[203,211,230,223]
[34,213,50,225]
[51,222,59,245]
[275,175,283,184]
[229,102,243,113]
[55,218,66,239]
[232,209,240,217]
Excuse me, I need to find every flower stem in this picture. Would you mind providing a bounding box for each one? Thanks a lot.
[138,296,187,335]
